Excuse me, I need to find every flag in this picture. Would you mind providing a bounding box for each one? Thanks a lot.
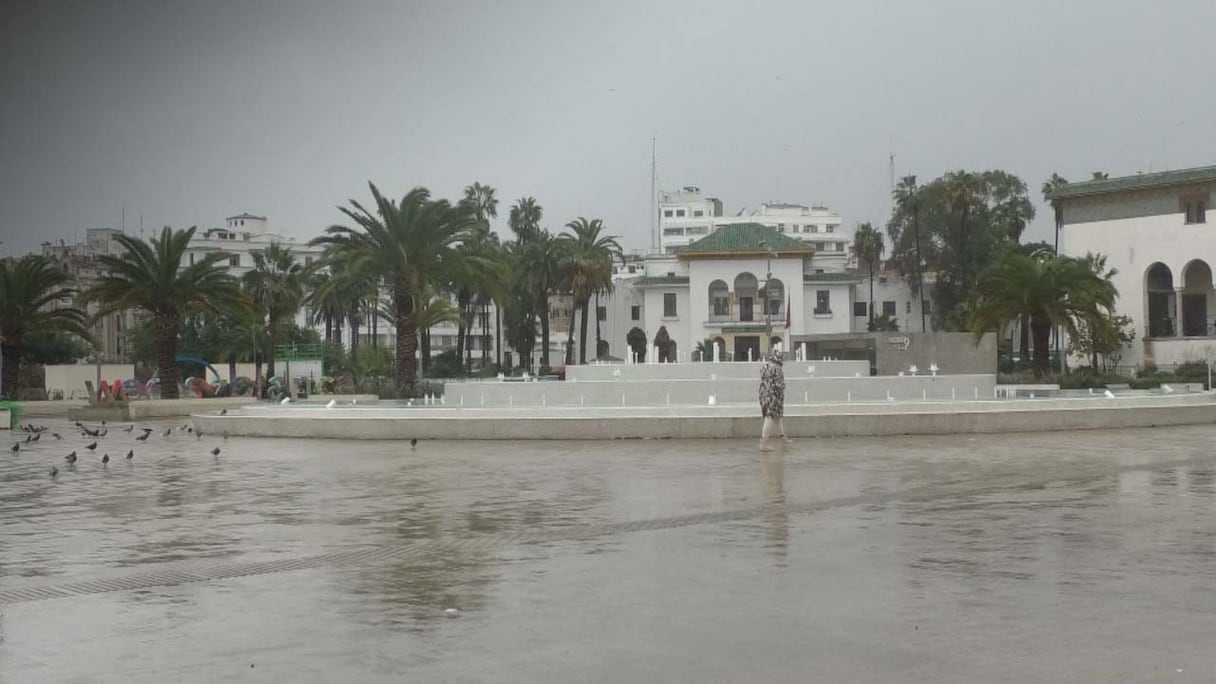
[785,296,791,329]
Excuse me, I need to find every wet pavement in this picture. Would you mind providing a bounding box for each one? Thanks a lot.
[2,421,1216,682]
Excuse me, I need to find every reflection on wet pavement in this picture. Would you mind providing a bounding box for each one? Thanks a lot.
[3,421,1216,682]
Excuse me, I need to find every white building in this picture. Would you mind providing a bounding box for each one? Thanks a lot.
[1055,165,1215,367]
[658,187,849,267]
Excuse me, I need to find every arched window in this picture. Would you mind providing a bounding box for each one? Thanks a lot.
[764,278,784,316]
[708,279,729,317]
[1181,259,1213,337]
[1145,262,1175,337]
[734,272,758,322]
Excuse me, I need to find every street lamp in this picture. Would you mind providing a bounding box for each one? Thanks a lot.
[759,240,778,346]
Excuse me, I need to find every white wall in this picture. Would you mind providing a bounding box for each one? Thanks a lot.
[44,364,135,398]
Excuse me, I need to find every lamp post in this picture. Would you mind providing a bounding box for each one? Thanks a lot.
[759,241,778,347]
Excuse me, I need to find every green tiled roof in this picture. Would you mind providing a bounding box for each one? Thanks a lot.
[635,275,689,287]
[678,223,813,256]
[1051,165,1216,200]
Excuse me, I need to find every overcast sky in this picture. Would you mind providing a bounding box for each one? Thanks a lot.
[2,0,1214,257]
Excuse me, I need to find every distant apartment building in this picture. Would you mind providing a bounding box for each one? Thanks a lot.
[40,228,139,363]
[657,187,850,272]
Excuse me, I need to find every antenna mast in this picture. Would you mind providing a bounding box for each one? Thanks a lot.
[650,137,657,253]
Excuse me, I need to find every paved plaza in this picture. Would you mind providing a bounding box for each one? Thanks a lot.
[3,421,1216,682]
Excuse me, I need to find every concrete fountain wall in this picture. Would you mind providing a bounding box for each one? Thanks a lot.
[443,374,997,408]
[564,359,870,382]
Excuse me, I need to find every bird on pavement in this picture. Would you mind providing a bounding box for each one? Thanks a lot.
[25,434,31,443]
[65,451,77,464]
[52,433,62,440]
[10,443,19,453]
[101,454,110,465]
[135,431,150,442]
[32,432,41,442]
[411,438,418,450]
[220,409,227,416]
[126,449,134,460]
[211,447,221,456]
[163,428,172,438]
[123,424,134,433]
[85,441,97,451]
[50,466,58,478]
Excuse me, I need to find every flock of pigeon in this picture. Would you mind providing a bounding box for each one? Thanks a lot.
[10,420,223,479]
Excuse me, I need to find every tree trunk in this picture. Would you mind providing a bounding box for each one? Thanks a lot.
[1018,314,1030,363]
[480,299,489,367]
[455,288,470,373]
[325,313,333,342]
[579,300,589,365]
[350,317,360,357]
[227,355,237,386]
[153,313,180,399]
[539,294,551,371]
[371,301,378,348]
[1031,316,1052,376]
[868,262,875,329]
[254,353,263,398]
[565,302,576,365]
[495,304,502,368]
[394,281,417,390]
[420,328,431,373]
[594,292,602,356]
[1,344,21,399]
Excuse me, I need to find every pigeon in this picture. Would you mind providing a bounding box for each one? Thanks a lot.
[187,426,193,434]
[326,399,337,409]
[181,423,189,430]
[52,433,62,440]
[126,449,134,460]
[410,438,418,450]
[32,432,41,442]
[101,420,106,426]
[85,441,97,451]
[220,409,227,416]
[123,424,134,433]
[135,431,150,442]
[10,443,18,453]
[99,429,108,437]
[65,451,77,464]
[163,428,172,438]
[50,466,58,478]
[210,447,221,456]
[25,434,32,443]
[101,453,110,465]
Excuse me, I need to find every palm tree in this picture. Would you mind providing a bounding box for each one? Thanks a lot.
[458,182,498,372]
[86,227,244,399]
[558,218,621,364]
[852,223,884,330]
[892,175,927,332]
[508,197,543,242]
[241,243,305,379]
[1041,173,1069,253]
[969,249,1117,375]
[312,184,482,390]
[0,256,92,398]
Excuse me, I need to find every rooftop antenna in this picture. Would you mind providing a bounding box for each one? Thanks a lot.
[121,206,125,233]
[650,137,657,253]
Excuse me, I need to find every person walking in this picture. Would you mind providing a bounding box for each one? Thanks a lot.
[758,340,790,451]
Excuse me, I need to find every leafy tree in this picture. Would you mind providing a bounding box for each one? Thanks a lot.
[1067,312,1135,371]
[457,182,498,372]
[888,170,1035,330]
[852,222,884,329]
[558,217,621,364]
[654,326,672,363]
[0,256,93,397]
[312,184,484,390]
[86,227,244,399]
[969,249,1117,375]
[867,314,900,332]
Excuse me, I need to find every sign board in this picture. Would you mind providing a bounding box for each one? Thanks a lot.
[887,336,910,350]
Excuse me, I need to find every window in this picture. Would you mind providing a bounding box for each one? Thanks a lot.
[854,301,867,317]
[790,226,798,233]
[663,227,684,236]
[882,300,896,317]
[631,305,640,321]
[713,295,729,316]
[597,306,606,322]
[189,252,195,265]
[663,209,673,218]
[676,209,686,217]
[1184,197,1208,224]
[663,292,677,317]
[305,256,314,265]
[809,225,819,233]
[835,242,845,252]
[825,226,834,233]
[815,269,825,274]
[228,254,240,267]
[694,210,704,217]
[777,223,785,231]
[814,242,826,251]
[923,299,932,314]
[815,290,831,314]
